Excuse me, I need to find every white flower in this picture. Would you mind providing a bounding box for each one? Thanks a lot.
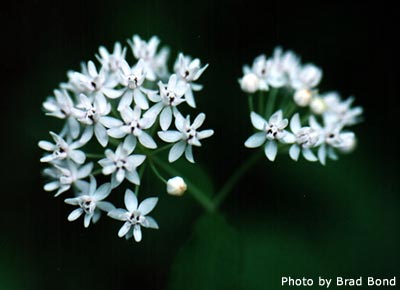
[239,73,260,93]
[144,74,189,130]
[288,113,322,162]
[98,138,146,188]
[311,119,356,165]
[108,189,159,242]
[117,59,149,110]
[293,89,313,107]
[323,93,363,126]
[106,106,157,149]
[64,61,119,98]
[167,176,187,196]
[265,48,289,88]
[38,130,91,164]
[42,90,80,139]
[174,53,208,108]
[73,93,111,147]
[243,54,269,91]
[64,176,115,228]
[158,113,214,163]
[43,162,93,196]
[244,110,295,161]
[128,35,170,81]
[96,42,127,73]
[291,64,322,90]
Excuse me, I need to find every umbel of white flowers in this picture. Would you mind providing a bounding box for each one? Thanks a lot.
[39,35,213,242]
[240,47,363,164]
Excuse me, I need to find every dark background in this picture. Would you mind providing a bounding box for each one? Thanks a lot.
[0,1,398,289]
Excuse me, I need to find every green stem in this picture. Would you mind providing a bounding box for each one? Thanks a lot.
[86,153,104,158]
[257,90,264,113]
[150,144,173,156]
[152,157,215,213]
[134,163,147,197]
[265,87,278,118]
[92,168,103,176]
[213,151,263,209]
[247,94,254,113]
[149,160,167,183]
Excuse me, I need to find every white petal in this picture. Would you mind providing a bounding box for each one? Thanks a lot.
[290,113,301,133]
[160,107,173,131]
[77,163,93,179]
[116,168,125,182]
[108,127,127,139]
[185,145,195,163]
[289,144,300,161]
[143,102,163,121]
[138,197,158,215]
[44,181,59,191]
[87,61,98,77]
[124,189,138,211]
[192,113,205,129]
[244,132,266,148]
[123,135,137,152]
[69,150,86,164]
[143,216,159,229]
[185,88,196,108]
[102,88,124,99]
[100,116,123,128]
[302,148,318,162]
[133,89,149,110]
[250,112,266,130]
[138,132,157,149]
[38,141,55,151]
[96,201,115,212]
[84,213,92,228]
[108,208,128,220]
[94,183,111,200]
[64,198,79,205]
[68,117,81,139]
[264,140,278,161]
[318,144,327,165]
[68,208,84,221]
[269,110,283,124]
[133,224,142,242]
[282,132,296,143]
[197,129,214,140]
[168,141,186,162]
[118,90,133,111]
[157,131,183,143]
[118,222,132,237]
[125,170,140,185]
[95,124,108,147]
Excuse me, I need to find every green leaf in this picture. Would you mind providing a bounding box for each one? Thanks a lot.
[167,214,241,290]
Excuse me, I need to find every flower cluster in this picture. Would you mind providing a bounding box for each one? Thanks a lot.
[241,47,363,164]
[39,35,213,242]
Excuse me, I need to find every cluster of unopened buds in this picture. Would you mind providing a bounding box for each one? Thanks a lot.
[240,47,363,163]
[39,35,212,242]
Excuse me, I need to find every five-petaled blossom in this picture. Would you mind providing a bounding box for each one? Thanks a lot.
[245,110,295,161]
[98,138,146,188]
[64,176,115,228]
[158,112,214,163]
[108,189,159,242]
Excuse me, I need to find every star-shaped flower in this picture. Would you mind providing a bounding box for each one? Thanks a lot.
[108,189,159,242]
[174,53,208,108]
[98,138,146,188]
[158,112,214,163]
[106,106,157,149]
[64,176,115,228]
[144,74,189,130]
[244,110,295,161]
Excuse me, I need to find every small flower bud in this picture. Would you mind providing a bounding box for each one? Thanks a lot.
[293,89,312,107]
[240,73,259,93]
[338,134,357,153]
[310,97,327,114]
[167,177,187,196]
